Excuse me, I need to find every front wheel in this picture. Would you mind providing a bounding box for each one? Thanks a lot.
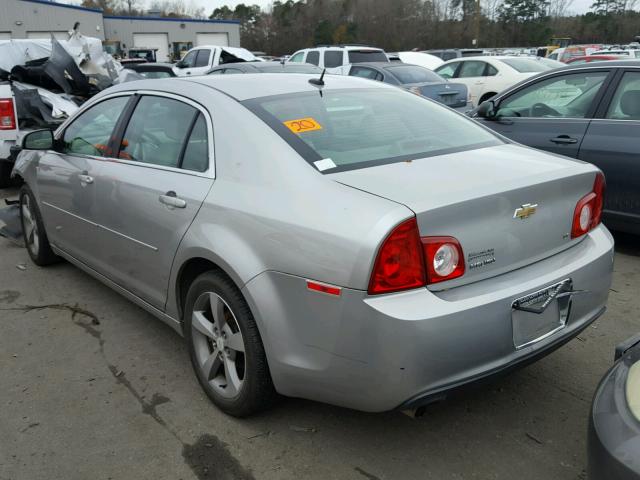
[19,185,59,266]
[184,271,277,417]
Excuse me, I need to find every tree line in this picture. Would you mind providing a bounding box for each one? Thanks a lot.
[210,0,640,55]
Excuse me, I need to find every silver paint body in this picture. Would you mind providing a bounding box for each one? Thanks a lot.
[14,74,615,412]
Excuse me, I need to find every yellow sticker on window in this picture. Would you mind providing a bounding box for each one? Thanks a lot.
[283,117,322,134]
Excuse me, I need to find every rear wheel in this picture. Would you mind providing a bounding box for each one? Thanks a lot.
[19,185,59,266]
[184,271,277,417]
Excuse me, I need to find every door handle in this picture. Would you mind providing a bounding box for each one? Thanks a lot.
[159,191,187,209]
[186,71,191,75]
[79,174,94,185]
[550,135,578,145]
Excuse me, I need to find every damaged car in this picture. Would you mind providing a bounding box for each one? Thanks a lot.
[0,33,129,187]
[13,73,614,417]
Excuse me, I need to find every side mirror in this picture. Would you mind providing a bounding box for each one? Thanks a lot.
[22,129,54,150]
[476,100,497,119]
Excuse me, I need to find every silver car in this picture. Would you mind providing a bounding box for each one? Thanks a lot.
[13,74,614,417]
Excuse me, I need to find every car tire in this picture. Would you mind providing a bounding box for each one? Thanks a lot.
[184,270,277,417]
[19,184,59,266]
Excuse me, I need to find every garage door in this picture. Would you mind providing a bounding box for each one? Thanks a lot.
[27,31,68,40]
[0,32,11,40]
[133,33,169,62]
[196,33,229,47]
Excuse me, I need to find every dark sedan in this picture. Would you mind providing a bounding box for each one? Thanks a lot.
[207,62,322,75]
[589,333,640,479]
[471,61,640,235]
[345,62,470,111]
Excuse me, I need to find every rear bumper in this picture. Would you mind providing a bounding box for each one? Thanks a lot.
[243,225,614,412]
[588,336,640,480]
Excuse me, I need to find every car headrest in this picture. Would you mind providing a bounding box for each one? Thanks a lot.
[620,90,640,118]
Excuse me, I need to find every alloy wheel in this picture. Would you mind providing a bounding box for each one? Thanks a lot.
[21,194,39,257]
[191,292,246,398]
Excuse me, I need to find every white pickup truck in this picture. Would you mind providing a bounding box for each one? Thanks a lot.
[0,82,22,188]
[173,45,257,77]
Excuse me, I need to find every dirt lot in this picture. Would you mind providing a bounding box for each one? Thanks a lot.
[1,185,639,480]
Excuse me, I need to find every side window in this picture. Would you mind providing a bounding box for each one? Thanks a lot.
[208,68,225,75]
[306,50,320,66]
[62,96,129,157]
[458,61,487,78]
[181,114,209,172]
[224,68,243,74]
[442,52,457,61]
[606,72,640,119]
[289,51,305,63]
[194,49,211,68]
[349,67,381,81]
[181,50,197,68]
[435,63,458,79]
[119,96,197,168]
[486,64,498,76]
[324,50,343,68]
[497,72,608,118]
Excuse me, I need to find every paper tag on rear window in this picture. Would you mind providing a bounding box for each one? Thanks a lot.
[313,158,336,171]
[283,117,322,134]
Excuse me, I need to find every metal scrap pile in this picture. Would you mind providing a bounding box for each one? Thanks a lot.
[0,32,132,129]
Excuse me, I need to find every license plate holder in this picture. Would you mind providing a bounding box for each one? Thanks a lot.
[511,279,574,349]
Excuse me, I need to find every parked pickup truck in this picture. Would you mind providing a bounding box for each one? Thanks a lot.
[0,83,23,187]
[173,45,257,77]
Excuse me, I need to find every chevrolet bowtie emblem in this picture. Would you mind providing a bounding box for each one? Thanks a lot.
[514,203,538,219]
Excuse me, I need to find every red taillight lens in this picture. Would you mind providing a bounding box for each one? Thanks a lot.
[0,99,16,130]
[422,237,465,284]
[368,218,426,295]
[571,172,606,238]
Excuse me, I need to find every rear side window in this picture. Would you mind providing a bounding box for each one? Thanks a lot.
[606,71,640,120]
[306,50,320,66]
[119,96,198,168]
[245,88,500,172]
[458,61,487,78]
[324,51,343,68]
[348,50,388,63]
[182,114,209,172]
[195,50,211,67]
[62,96,129,157]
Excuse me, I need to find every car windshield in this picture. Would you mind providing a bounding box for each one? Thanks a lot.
[244,88,501,172]
[501,58,554,72]
[385,65,444,84]
[348,50,389,63]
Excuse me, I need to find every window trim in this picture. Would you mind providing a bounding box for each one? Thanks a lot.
[55,90,216,179]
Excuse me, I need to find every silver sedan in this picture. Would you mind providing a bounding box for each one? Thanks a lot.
[13,74,614,416]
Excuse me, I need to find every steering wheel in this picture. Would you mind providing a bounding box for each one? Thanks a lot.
[531,102,560,117]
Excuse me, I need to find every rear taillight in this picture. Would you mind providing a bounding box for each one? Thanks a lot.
[368,218,465,295]
[0,99,16,130]
[422,237,465,284]
[571,172,605,239]
[368,218,426,295]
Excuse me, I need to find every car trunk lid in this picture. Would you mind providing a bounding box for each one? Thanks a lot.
[405,81,468,109]
[330,143,599,290]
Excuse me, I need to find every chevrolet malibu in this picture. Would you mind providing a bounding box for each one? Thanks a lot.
[12,74,614,417]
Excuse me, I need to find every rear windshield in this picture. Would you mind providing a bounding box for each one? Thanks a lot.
[385,65,444,84]
[348,50,389,63]
[501,58,553,73]
[244,88,500,173]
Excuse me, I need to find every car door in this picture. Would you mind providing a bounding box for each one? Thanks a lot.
[578,69,640,231]
[189,49,212,76]
[90,93,214,310]
[175,49,198,76]
[455,60,492,106]
[36,95,130,266]
[477,69,612,158]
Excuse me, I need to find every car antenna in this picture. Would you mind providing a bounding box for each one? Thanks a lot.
[309,68,326,87]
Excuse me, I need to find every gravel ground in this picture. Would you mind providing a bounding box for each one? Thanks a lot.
[1,186,639,480]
